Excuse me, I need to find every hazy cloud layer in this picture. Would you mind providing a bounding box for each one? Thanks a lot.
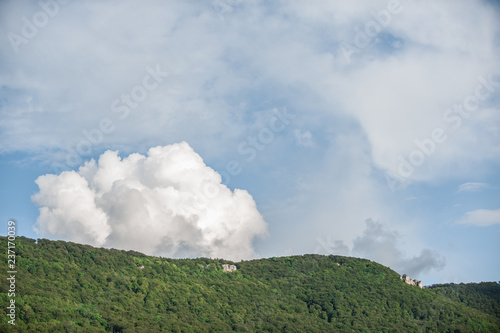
[32,142,268,260]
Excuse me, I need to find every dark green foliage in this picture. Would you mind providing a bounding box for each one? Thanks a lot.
[428,282,500,318]
[0,237,499,332]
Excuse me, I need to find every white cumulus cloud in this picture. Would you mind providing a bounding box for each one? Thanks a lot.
[32,142,268,260]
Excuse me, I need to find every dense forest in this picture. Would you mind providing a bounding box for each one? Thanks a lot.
[1,236,499,332]
[427,282,500,319]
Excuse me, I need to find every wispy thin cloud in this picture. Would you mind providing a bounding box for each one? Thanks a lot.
[456,182,489,193]
[457,208,500,227]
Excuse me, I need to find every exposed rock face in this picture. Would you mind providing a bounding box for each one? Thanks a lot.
[400,274,423,288]
[222,264,237,272]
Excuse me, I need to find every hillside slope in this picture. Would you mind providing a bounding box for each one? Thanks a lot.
[1,237,499,332]
[428,282,500,319]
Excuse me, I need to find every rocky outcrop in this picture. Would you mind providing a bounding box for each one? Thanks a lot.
[400,274,423,288]
[222,264,237,272]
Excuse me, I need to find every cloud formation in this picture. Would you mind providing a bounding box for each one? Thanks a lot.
[32,142,268,260]
[352,220,445,277]
[1,0,499,185]
[457,208,500,227]
[319,219,445,278]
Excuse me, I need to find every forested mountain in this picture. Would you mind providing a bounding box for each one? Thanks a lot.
[1,237,499,332]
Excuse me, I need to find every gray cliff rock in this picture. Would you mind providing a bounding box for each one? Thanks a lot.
[400,274,423,288]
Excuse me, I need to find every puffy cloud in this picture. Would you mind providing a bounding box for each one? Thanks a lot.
[32,171,110,246]
[351,220,445,277]
[315,219,445,278]
[457,208,500,227]
[32,142,268,260]
[397,249,446,279]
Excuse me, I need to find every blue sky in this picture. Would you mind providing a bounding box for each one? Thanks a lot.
[1,0,499,285]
